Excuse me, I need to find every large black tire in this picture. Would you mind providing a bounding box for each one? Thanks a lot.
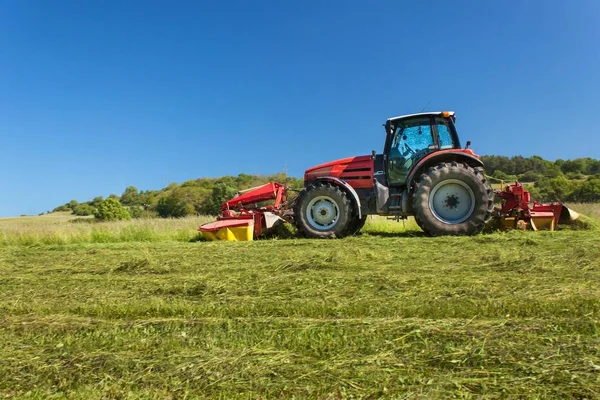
[294,182,352,238]
[412,162,493,236]
[345,215,368,236]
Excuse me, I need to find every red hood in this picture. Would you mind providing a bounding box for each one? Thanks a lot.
[304,155,374,189]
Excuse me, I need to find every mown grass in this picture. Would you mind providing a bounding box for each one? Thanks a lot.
[0,210,599,398]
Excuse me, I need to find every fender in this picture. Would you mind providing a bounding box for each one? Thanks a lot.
[313,176,362,219]
[406,151,484,192]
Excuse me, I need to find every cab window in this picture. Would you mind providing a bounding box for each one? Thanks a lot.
[387,118,434,185]
[435,117,456,149]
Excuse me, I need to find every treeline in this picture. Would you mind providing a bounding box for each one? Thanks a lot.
[52,155,600,220]
[481,155,600,202]
[53,173,303,220]
[481,155,600,181]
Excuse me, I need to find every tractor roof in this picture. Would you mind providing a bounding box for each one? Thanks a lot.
[386,111,454,123]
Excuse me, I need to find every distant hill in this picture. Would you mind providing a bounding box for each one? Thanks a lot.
[53,173,303,218]
[51,155,600,218]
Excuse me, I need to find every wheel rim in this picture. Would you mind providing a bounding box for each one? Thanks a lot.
[306,196,339,230]
[429,179,476,224]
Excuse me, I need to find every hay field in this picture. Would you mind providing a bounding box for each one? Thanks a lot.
[0,209,599,398]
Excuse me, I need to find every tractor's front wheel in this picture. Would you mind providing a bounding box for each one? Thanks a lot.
[412,162,493,236]
[294,182,352,238]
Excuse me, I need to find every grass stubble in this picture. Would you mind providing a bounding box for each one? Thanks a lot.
[0,208,599,398]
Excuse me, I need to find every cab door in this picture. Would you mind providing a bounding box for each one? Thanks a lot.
[386,117,436,186]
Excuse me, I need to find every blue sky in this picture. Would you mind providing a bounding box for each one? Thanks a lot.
[1,1,599,216]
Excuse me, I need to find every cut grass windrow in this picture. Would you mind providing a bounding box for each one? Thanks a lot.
[1,221,599,398]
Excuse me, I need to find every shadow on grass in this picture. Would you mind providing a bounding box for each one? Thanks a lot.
[191,226,431,242]
[188,233,206,243]
[362,230,428,238]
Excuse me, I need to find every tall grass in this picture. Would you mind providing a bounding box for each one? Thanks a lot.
[1,203,598,246]
[569,202,600,220]
[0,215,214,246]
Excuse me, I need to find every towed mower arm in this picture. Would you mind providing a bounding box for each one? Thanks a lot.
[221,182,287,212]
[199,182,290,241]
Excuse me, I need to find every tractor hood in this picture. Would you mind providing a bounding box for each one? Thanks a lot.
[304,155,374,189]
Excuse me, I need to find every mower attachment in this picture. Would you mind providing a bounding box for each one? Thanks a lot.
[200,219,254,241]
[494,182,579,231]
[198,182,288,241]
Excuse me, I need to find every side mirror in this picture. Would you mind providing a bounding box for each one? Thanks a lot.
[465,140,471,149]
[371,150,377,160]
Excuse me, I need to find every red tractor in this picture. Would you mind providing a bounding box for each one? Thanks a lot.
[200,111,496,240]
[292,111,494,238]
[200,111,578,240]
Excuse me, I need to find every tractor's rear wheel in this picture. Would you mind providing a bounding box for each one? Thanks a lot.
[294,182,352,238]
[412,162,493,236]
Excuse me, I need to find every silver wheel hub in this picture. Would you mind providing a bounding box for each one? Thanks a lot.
[306,196,339,230]
[429,179,476,224]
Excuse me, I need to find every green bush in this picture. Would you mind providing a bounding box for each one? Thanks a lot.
[518,170,541,183]
[127,206,146,219]
[93,198,131,221]
[121,186,140,205]
[156,195,194,218]
[566,172,585,180]
[492,170,517,182]
[91,196,104,208]
[567,177,600,202]
[201,183,237,215]
[534,176,579,202]
[72,203,96,216]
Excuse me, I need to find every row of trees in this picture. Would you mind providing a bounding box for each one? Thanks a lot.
[51,155,600,221]
[528,175,600,203]
[480,155,600,202]
[53,173,303,220]
[481,155,600,182]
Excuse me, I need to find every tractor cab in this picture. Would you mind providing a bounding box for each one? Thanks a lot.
[383,111,461,186]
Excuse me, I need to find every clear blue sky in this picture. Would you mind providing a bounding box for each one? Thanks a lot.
[1,1,599,216]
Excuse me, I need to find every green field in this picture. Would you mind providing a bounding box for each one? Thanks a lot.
[1,211,599,398]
